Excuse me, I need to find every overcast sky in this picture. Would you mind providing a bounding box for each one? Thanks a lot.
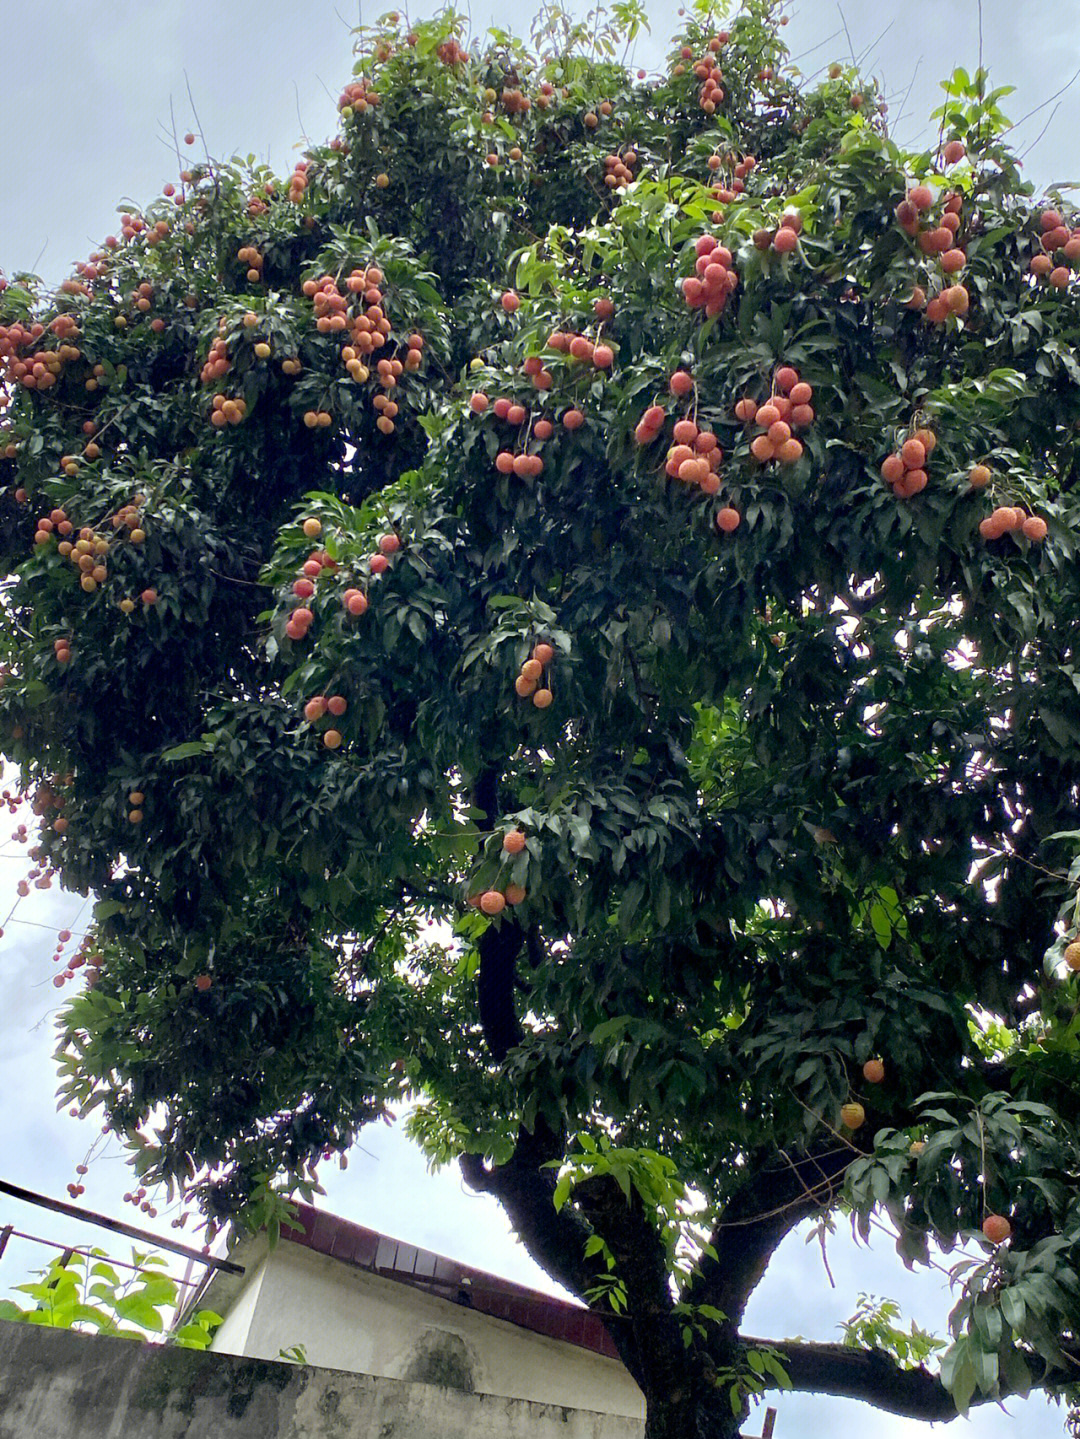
[3,2,1078,1434]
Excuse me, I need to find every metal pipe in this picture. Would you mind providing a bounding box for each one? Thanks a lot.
[0,1178,243,1276]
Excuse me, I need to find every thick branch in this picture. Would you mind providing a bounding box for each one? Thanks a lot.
[461,1124,671,1391]
[472,767,525,1061]
[477,921,525,1060]
[742,1334,1078,1421]
[572,1171,733,1414]
[689,1141,857,1323]
[741,1338,959,1421]
[459,1123,609,1323]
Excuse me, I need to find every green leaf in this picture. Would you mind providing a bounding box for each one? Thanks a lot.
[160,741,213,762]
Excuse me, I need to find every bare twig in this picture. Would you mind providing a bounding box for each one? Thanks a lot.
[1004,65,1080,141]
[836,4,857,69]
[890,58,922,140]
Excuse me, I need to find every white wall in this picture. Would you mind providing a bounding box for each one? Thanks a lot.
[213,1242,645,1421]
[209,1256,266,1355]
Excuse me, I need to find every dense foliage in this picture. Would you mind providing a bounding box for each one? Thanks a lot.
[4,2,1080,1433]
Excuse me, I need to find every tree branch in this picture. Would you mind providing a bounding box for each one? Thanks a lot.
[461,1123,669,1392]
[459,1122,604,1318]
[740,1337,957,1420]
[689,1141,857,1323]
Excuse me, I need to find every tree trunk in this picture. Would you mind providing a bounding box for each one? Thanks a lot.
[641,1383,744,1439]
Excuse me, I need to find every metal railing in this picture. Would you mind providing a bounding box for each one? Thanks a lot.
[0,1178,242,1276]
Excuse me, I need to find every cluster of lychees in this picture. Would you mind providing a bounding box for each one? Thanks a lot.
[895,187,969,323]
[236,244,264,283]
[879,428,937,498]
[682,234,739,317]
[338,79,382,116]
[735,365,812,465]
[637,381,723,492]
[603,150,638,188]
[633,373,744,532]
[544,323,614,370]
[304,692,349,750]
[670,32,730,114]
[977,489,1048,542]
[285,515,389,643]
[467,827,530,916]
[968,466,1048,541]
[0,317,80,394]
[1029,207,1080,288]
[200,334,232,386]
[299,266,424,435]
[472,393,548,478]
[513,640,555,709]
[751,209,804,256]
[31,494,158,610]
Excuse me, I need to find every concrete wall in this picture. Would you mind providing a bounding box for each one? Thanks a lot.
[0,1321,644,1439]
[212,1241,646,1422]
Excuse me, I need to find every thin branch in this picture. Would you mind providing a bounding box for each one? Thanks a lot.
[294,84,311,146]
[856,20,895,72]
[1019,103,1062,163]
[182,72,218,198]
[889,58,922,139]
[836,4,857,69]
[1004,65,1080,141]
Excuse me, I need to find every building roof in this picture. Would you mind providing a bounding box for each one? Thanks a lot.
[285,1203,621,1361]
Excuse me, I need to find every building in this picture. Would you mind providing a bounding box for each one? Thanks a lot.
[196,1203,646,1425]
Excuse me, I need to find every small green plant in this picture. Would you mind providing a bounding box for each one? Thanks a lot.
[841,1294,945,1369]
[0,1246,222,1349]
[277,1343,309,1364]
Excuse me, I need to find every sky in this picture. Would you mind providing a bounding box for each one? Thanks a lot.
[2,1,1079,1435]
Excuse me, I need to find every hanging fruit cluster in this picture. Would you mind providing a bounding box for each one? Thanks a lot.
[287,159,311,203]
[0,318,80,393]
[978,504,1048,543]
[691,34,727,111]
[603,149,638,189]
[662,420,722,491]
[682,234,738,317]
[735,365,812,465]
[236,244,264,283]
[286,517,373,640]
[435,37,467,66]
[545,328,614,369]
[301,266,424,435]
[751,208,804,256]
[31,491,157,609]
[895,187,969,323]
[514,640,555,708]
[879,426,937,499]
[471,318,614,479]
[338,79,382,116]
[304,692,348,749]
[968,459,1047,540]
[200,335,232,384]
[478,395,546,479]
[466,827,530,915]
[1029,207,1080,288]
[210,392,249,427]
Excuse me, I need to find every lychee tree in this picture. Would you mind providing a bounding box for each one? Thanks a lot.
[3,3,1080,1435]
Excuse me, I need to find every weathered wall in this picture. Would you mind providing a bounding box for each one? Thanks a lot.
[216,1239,645,1420]
[0,1321,644,1439]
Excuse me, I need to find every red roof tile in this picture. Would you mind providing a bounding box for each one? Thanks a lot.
[285,1203,621,1361]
